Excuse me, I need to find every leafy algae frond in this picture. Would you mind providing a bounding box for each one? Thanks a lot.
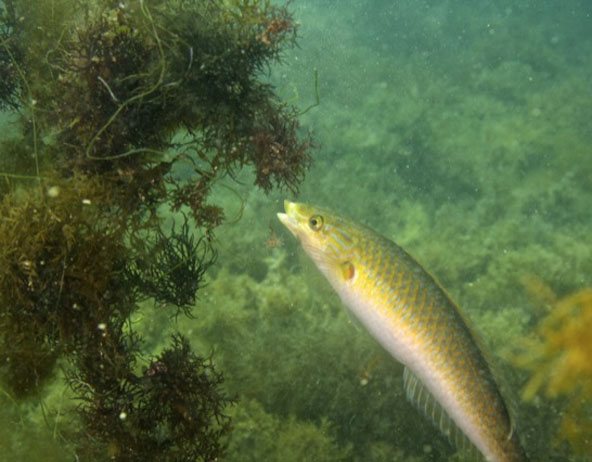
[516,289,592,458]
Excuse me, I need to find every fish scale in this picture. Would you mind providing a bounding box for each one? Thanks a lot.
[278,200,529,462]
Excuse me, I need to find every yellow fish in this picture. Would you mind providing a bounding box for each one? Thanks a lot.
[277,200,529,462]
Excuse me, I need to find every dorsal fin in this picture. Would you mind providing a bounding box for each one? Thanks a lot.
[403,367,484,461]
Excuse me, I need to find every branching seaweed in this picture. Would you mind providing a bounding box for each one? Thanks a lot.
[515,289,592,457]
[69,334,233,462]
[126,215,217,317]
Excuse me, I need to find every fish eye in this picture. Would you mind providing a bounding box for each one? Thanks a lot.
[309,215,323,231]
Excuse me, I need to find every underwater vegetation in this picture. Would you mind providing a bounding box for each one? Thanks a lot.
[0,170,235,460]
[125,214,217,317]
[226,399,353,462]
[516,289,592,459]
[0,0,311,207]
[69,334,233,462]
[0,175,131,397]
[0,0,22,111]
[22,0,308,204]
[0,0,312,460]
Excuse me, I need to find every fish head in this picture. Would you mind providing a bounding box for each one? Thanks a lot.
[277,200,360,282]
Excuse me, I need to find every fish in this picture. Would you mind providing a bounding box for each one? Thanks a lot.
[277,200,529,462]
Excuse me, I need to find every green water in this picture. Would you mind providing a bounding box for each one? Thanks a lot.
[2,0,592,461]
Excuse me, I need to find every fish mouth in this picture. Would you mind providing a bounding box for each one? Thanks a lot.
[277,200,300,238]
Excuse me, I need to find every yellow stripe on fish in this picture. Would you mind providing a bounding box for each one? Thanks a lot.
[277,200,529,462]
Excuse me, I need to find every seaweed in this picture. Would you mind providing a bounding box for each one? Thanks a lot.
[126,215,217,317]
[515,289,592,458]
[0,175,132,396]
[69,334,233,462]
[14,0,312,207]
[249,103,313,193]
[0,0,313,458]
[0,0,23,110]
[1,0,312,213]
